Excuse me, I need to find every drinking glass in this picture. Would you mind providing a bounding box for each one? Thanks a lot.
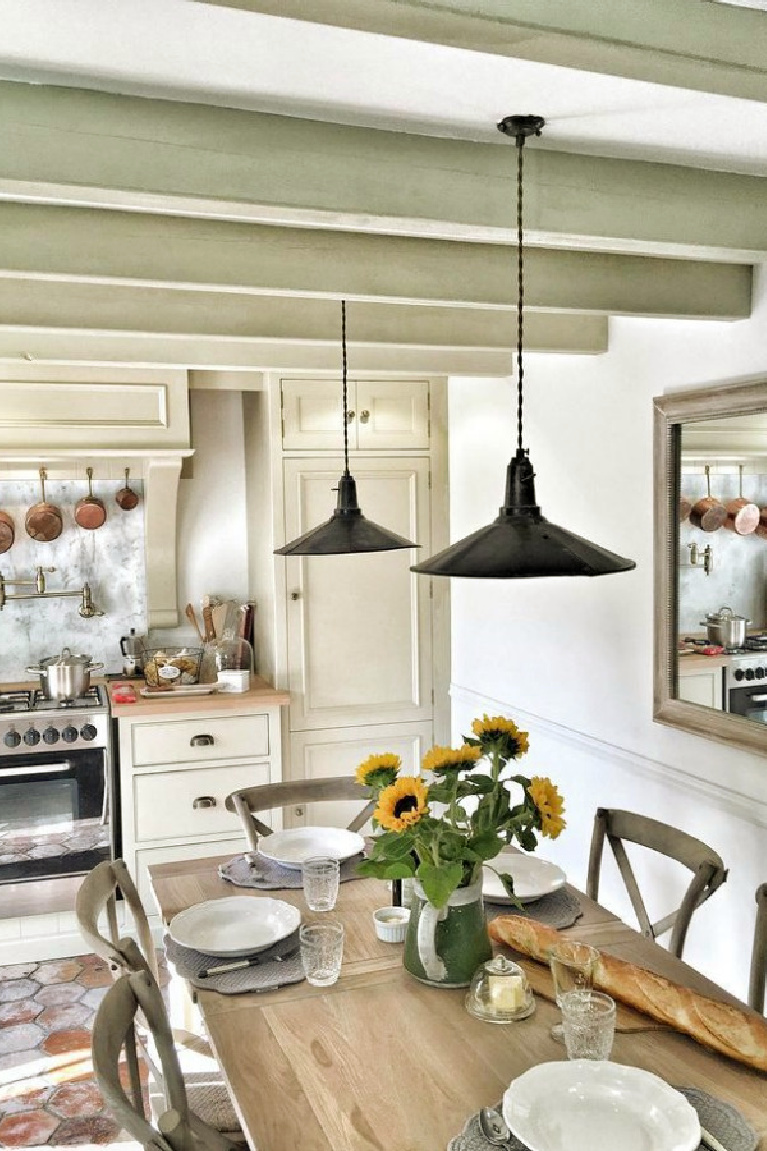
[302,857,340,911]
[299,921,344,987]
[548,941,599,1042]
[560,989,616,1060]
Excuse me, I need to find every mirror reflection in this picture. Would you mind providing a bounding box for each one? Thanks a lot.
[677,411,767,727]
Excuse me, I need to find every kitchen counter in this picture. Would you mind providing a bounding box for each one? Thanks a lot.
[108,675,290,717]
[677,653,730,675]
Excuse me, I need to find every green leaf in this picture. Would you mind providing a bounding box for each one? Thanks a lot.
[417,860,463,909]
[381,861,416,880]
[467,830,503,861]
[517,827,538,852]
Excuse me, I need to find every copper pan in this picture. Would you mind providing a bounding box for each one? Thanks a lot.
[724,464,759,535]
[0,508,14,554]
[25,468,62,542]
[689,465,727,533]
[679,496,693,523]
[754,508,767,540]
[74,467,107,531]
[115,467,139,511]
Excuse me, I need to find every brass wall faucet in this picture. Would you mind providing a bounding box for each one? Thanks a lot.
[0,567,104,615]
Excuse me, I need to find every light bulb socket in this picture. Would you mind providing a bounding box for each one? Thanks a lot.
[499,448,542,520]
[333,472,362,518]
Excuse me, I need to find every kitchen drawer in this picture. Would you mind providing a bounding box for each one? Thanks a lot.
[131,713,269,767]
[133,761,269,843]
[134,836,245,911]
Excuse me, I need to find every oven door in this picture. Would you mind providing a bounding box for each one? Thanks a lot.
[728,685,767,725]
[0,746,111,884]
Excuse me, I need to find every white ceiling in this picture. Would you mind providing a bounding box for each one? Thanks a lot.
[3,0,767,175]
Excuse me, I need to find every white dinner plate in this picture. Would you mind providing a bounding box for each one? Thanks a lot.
[168,896,300,957]
[503,1061,700,1151]
[258,826,366,869]
[482,851,566,904]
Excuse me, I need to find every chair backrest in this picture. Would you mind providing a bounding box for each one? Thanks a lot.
[749,882,767,1013]
[225,776,376,852]
[75,858,158,981]
[92,969,236,1151]
[586,807,727,958]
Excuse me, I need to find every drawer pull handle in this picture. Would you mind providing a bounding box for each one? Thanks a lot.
[193,795,217,809]
[360,409,370,423]
[190,734,215,747]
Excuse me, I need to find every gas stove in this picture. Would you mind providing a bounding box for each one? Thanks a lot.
[0,685,109,753]
[724,644,767,692]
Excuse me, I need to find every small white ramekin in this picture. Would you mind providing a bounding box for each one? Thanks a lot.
[373,906,410,944]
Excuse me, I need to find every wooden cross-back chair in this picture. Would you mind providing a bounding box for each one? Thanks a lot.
[76,860,244,1140]
[586,807,727,959]
[225,776,376,852]
[748,882,767,1013]
[92,969,238,1151]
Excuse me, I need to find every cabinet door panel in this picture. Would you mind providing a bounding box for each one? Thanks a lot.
[288,722,432,830]
[356,380,429,450]
[284,456,432,730]
[281,379,347,450]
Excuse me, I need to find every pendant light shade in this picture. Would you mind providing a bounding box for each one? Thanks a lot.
[275,301,419,557]
[412,115,635,581]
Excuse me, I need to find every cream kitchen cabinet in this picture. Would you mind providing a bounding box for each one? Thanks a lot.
[280,378,430,451]
[677,663,725,710]
[115,684,288,909]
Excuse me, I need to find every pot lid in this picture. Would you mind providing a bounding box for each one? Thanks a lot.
[704,606,749,623]
[43,647,94,666]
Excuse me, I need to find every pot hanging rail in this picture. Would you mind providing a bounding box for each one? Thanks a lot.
[411,115,635,580]
[275,300,418,556]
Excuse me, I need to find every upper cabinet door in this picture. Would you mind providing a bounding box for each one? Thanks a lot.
[281,379,348,450]
[355,380,430,450]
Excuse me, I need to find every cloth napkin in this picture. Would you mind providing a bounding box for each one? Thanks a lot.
[447,1088,758,1151]
[218,850,366,890]
[484,887,582,931]
[163,929,304,995]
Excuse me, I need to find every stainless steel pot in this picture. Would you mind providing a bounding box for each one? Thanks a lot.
[27,647,104,699]
[699,606,749,649]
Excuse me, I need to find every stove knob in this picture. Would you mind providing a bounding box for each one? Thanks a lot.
[757,667,766,680]
[23,727,41,746]
[61,726,78,744]
[80,724,97,742]
[734,668,745,681]
[3,730,21,748]
[43,726,59,745]
[746,668,755,681]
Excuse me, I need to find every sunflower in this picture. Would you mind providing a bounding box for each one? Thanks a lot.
[355,753,401,789]
[422,744,481,774]
[528,776,566,839]
[471,714,529,759]
[375,777,429,832]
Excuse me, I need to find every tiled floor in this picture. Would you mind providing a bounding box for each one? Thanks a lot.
[0,954,141,1147]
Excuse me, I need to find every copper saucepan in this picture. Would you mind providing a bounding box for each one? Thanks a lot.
[689,465,727,533]
[115,467,139,511]
[724,464,759,535]
[679,496,692,524]
[0,487,14,554]
[25,467,63,542]
[74,467,107,531]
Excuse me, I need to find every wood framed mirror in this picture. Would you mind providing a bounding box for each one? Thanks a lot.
[654,376,767,756]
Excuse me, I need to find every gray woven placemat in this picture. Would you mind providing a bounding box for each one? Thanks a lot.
[218,850,365,890]
[484,887,583,930]
[164,930,304,995]
[446,1087,758,1151]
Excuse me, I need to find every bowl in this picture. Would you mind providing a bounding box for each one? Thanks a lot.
[142,646,203,689]
[373,906,410,943]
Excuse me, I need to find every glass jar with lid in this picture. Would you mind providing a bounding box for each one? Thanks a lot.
[465,954,535,1023]
[215,628,253,692]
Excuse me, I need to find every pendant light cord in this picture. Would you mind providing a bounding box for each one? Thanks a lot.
[341,298,350,476]
[516,135,525,453]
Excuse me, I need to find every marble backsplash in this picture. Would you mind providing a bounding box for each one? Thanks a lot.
[0,477,146,681]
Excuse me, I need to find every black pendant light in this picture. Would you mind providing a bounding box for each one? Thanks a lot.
[411,115,636,580]
[275,300,419,556]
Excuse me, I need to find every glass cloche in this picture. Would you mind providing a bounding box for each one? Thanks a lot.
[465,954,535,1024]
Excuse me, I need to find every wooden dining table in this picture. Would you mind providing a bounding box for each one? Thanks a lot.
[149,855,767,1151]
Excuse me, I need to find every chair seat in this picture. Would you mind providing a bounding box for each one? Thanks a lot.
[145,1029,244,1137]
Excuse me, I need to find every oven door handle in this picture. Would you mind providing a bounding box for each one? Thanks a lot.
[0,762,71,778]
[748,694,767,702]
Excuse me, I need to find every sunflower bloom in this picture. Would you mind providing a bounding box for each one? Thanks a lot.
[528,776,566,839]
[375,777,429,832]
[471,715,529,758]
[355,753,401,789]
[422,744,481,774]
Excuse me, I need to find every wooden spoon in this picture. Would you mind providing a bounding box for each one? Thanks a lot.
[116,467,140,511]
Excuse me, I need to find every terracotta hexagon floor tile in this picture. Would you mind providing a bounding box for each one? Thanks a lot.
[34,983,85,1007]
[41,1027,92,1057]
[0,1082,54,1114]
[0,962,38,981]
[0,1049,50,1075]
[80,985,110,1010]
[0,997,44,1025]
[48,1079,105,1119]
[35,960,83,986]
[47,1057,95,1086]
[36,1002,92,1032]
[53,1114,123,1145]
[0,977,40,1003]
[0,1109,60,1146]
[77,962,113,989]
[0,1022,46,1054]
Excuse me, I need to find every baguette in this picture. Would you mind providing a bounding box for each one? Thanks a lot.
[489,915,767,1074]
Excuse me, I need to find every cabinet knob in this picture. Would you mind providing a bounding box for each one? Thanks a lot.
[360,409,370,423]
[346,410,355,423]
[193,795,217,809]
[190,734,215,747]
[290,590,301,601]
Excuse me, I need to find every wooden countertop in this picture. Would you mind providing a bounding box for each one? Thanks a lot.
[108,675,290,717]
[677,654,730,675]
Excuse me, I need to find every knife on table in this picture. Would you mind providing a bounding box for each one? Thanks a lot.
[198,942,299,979]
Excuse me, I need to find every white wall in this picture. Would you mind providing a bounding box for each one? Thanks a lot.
[448,265,767,1000]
